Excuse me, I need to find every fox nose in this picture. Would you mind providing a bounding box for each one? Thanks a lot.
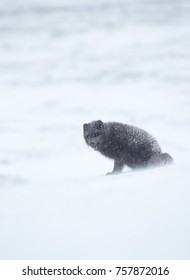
[90,141,95,147]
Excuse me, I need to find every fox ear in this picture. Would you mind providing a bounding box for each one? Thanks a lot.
[96,120,104,129]
[83,123,87,130]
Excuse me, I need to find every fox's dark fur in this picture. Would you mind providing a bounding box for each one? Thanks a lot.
[83,120,173,175]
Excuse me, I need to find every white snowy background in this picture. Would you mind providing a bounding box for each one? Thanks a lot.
[0,0,190,259]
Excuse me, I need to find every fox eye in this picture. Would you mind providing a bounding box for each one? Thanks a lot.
[94,133,100,137]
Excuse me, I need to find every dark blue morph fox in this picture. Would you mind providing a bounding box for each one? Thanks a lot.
[83,120,173,175]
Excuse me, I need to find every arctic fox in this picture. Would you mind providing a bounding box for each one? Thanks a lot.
[83,120,173,174]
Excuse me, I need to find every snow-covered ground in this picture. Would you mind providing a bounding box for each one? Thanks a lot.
[0,0,190,259]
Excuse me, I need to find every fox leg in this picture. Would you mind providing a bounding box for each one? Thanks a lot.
[107,159,125,175]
